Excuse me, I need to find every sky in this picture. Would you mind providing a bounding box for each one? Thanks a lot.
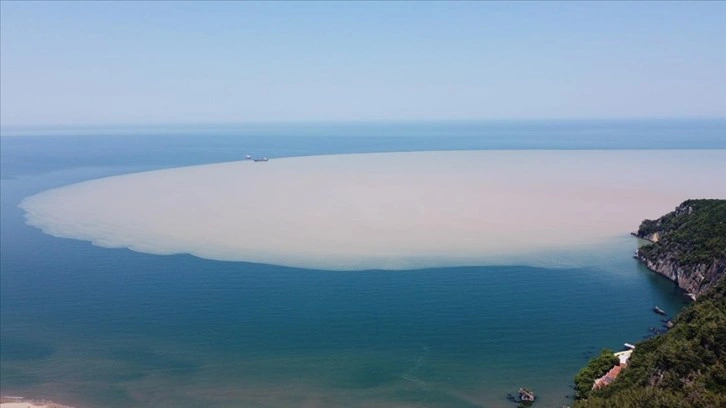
[1,1,725,127]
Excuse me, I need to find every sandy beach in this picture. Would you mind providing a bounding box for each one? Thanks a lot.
[0,398,74,408]
[19,150,726,270]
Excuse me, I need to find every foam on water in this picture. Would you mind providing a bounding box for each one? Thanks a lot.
[19,150,726,270]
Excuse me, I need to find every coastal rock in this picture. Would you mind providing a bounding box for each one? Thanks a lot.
[634,200,726,299]
[643,231,660,243]
[635,254,725,299]
[517,388,536,407]
[572,275,726,407]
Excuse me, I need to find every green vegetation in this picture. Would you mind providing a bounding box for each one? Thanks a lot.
[637,199,726,267]
[573,349,619,399]
[574,200,726,407]
[573,276,726,408]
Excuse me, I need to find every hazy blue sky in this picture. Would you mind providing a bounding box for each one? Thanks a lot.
[1,1,725,126]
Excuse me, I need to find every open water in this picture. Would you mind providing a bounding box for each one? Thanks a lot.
[2,120,721,407]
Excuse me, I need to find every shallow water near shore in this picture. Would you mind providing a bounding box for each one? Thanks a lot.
[1,121,721,407]
[0,236,689,407]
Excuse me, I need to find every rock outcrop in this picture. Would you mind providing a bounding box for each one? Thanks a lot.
[634,199,726,299]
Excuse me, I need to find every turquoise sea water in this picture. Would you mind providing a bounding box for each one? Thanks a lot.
[1,120,720,407]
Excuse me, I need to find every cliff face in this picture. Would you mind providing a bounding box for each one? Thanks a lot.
[636,255,726,299]
[573,201,726,407]
[634,199,726,299]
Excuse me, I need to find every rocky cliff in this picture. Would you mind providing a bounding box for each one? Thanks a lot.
[634,199,726,299]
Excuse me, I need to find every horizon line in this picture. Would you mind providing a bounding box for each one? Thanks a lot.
[3,116,726,132]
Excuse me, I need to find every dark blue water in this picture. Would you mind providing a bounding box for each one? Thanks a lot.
[3,119,725,179]
[1,120,713,407]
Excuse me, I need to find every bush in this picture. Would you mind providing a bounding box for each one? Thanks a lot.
[573,349,619,399]
[573,277,726,407]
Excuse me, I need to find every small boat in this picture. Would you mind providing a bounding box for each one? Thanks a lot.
[245,155,252,160]
[253,157,269,162]
[653,306,666,315]
[624,343,636,350]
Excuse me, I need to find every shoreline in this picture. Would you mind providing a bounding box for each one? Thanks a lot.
[631,231,699,301]
[0,397,75,408]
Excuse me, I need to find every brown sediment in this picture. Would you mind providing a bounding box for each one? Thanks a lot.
[19,150,726,271]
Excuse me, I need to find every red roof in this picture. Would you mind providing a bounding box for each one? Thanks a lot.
[593,364,625,389]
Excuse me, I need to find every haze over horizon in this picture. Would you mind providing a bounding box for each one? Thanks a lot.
[2,1,725,128]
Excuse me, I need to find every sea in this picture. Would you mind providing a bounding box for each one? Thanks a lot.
[1,120,724,408]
